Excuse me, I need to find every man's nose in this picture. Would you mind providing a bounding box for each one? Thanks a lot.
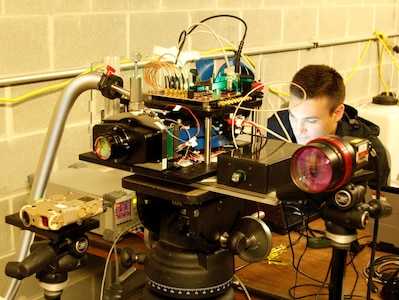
[295,120,307,134]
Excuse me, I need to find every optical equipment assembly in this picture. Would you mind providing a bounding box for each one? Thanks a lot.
[3,15,393,300]
[4,69,391,300]
[79,61,275,299]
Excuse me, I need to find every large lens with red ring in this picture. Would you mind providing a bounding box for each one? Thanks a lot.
[290,135,356,193]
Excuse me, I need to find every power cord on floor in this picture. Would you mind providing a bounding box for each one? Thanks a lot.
[363,254,399,297]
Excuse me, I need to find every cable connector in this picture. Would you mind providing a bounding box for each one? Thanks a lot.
[350,240,366,254]
[267,244,291,266]
[228,118,245,128]
[267,244,287,260]
[308,237,331,248]
[384,37,399,54]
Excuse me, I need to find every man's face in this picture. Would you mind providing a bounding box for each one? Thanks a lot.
[288,96,344,145]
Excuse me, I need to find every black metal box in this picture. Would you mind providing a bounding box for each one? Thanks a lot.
[217,140,302,194]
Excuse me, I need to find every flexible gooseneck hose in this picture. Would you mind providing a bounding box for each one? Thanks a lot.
[3,72,102,300]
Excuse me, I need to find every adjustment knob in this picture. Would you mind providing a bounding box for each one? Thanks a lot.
[231,169,246,183]
[120,247,146,268]
[228,231,247,255]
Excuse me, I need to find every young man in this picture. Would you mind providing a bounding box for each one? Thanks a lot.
[267,64,390,188]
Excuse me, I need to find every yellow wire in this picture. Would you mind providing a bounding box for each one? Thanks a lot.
[0,49,250,104]
[269,35,381,96]
[0,80,71,103]
[374,30,399,95]
[378,45,390,95]
[374,30,399,71]
[268,39,372,97]
[344,39,371,83]
[268,86,290,97]
[0,60,130,104]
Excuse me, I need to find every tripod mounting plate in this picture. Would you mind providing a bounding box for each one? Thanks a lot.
[6,212,99,243]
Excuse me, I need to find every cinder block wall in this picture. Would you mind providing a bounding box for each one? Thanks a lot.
[1,1,398,299]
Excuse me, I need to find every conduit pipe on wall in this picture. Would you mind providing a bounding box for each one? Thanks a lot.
[1,34,399,88]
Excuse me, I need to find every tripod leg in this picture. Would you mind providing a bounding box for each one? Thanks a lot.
[329,248,347,300]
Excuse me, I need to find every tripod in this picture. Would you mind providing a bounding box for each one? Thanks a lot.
[5,213,99,300]
[319,183,392,300]
[324,221,359,300]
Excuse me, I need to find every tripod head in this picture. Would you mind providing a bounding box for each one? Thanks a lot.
[318,169,392,248]
[5,213,99,300]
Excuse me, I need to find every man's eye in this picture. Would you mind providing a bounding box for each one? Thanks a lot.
[306,119,318,124]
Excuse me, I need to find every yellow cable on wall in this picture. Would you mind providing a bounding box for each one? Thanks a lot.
[0,80,71,103]
[374,30,399,71]
[344,39,372,83]
[0,61,128,104]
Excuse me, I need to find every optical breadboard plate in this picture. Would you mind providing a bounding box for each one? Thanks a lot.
[142,92,262,117]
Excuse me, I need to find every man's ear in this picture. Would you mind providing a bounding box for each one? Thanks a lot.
[334,104,345,121]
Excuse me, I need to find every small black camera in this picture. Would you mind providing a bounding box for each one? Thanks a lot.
[92,113,167,168]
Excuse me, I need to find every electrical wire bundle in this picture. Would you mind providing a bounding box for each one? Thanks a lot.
[142,60,183,93]
[141,14,254,101]
[363,254,399,286]
[285,226,373,299]
[175,14,248,74]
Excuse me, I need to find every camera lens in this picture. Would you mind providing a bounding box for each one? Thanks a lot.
[94,135,112,160]
[291,146,333,193]
[291,136,356,193]
[93,125,132,161]
[21,210,30,227]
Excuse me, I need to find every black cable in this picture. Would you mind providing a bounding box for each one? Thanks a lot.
[346,244,376,300]
[288,284,329,299]
[306,226,325,238]
[367,147,382,300]
[316,258,332,299]
[187,15,247,74]
[176,30,187,65]
[176,14,248,72]
[282,200,327,295]
[288,249,368,300]
[347,251,360,299]
[364,255,399,285]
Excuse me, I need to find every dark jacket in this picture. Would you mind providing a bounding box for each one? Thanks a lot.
[267,105,390,187]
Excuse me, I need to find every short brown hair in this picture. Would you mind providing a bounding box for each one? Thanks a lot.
[290,65,345,114]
